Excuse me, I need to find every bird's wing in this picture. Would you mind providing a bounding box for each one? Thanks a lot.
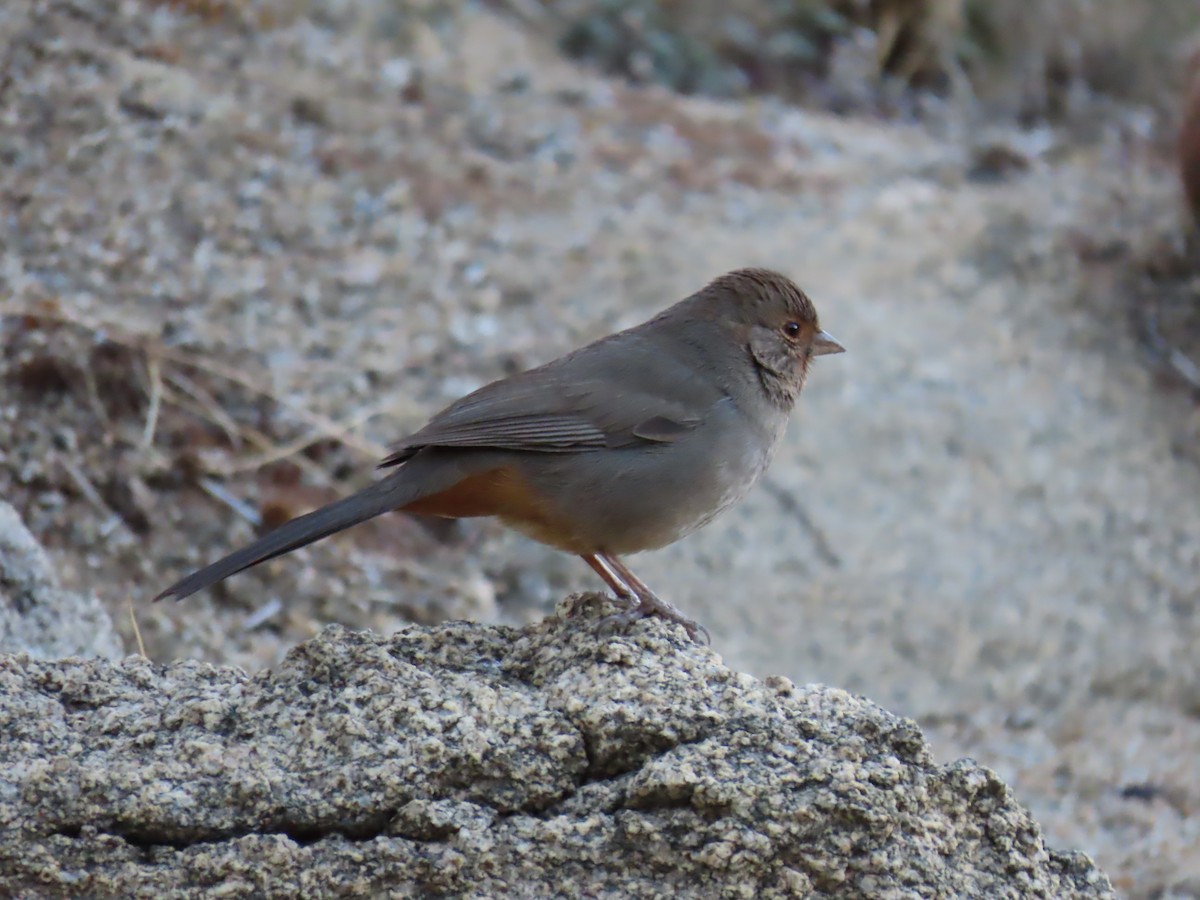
[381,332,723,467]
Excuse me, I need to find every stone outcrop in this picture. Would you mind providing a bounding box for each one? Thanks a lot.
[0,596,1112,898]
[0,501,123,660]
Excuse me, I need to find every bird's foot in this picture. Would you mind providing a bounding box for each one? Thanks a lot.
[599,592,711,645]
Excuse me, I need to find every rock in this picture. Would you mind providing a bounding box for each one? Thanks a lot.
[0,597,1113,898]
[0,501,122,660]
[117,56,210,122]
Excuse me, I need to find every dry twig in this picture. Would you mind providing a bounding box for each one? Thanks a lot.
[759,475,842,569]
[127,599,148,659]
[1133,274,1200,394]
[56,455,131,542]
[140,354,164,450]
[1,303,391,479]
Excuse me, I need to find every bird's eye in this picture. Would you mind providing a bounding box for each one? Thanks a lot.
[782,322,802,338]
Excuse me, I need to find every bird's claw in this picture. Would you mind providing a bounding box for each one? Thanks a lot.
[597,596,711,645]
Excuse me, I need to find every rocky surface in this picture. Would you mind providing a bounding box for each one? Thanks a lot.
[0,600,1113,899]
[0,501,123,660]
[0,0,1197,895]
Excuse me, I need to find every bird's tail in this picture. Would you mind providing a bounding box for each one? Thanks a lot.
[154,473,420,603]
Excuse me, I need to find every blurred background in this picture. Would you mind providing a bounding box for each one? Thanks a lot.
[2,0,1199,893]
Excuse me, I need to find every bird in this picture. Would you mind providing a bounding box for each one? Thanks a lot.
[155,268,844,642]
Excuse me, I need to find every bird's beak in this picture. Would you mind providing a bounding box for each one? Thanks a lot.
[812,330,845,356]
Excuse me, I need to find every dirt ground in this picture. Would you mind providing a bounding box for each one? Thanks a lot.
[2,1,1199,895]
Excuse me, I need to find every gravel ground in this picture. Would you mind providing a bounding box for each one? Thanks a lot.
[2,1,1198,895]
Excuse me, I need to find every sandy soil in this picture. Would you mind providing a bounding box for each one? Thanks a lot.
[2,1,1198,895]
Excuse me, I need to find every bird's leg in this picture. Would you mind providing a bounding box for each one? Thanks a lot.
[578,554,638,609]
[599,553,711,645]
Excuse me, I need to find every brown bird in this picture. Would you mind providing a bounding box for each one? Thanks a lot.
[155,268,844,641]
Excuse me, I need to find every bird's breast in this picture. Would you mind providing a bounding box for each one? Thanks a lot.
[508,399,785,556]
